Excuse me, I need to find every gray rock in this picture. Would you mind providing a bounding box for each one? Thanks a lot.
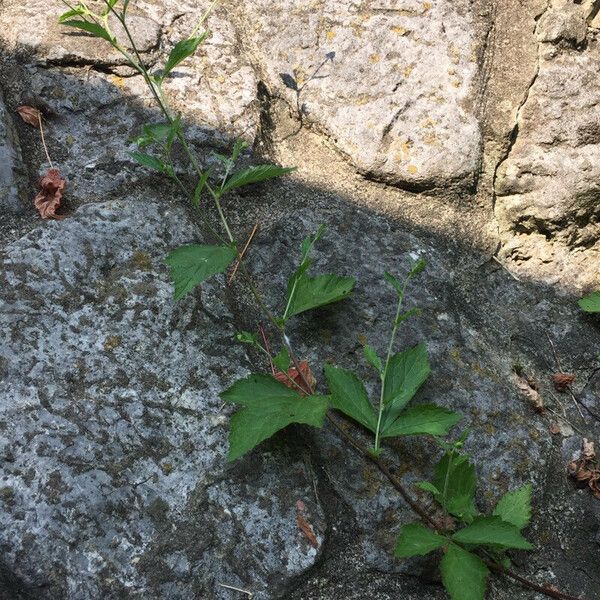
[0,90,26,213]
[0,199,323,599]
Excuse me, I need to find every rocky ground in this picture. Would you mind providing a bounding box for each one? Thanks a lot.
[0,0,599,599]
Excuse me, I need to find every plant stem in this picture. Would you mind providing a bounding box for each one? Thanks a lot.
[373,283,406,453]
[37,113,53,168]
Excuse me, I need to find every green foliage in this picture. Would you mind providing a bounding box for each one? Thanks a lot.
[282,226,355,321]
[452,516,533,550]
[273,347,291,373]
[220,165,296,195]
[579,290,600,313]
[363,344,382,374]
[381,404,461,438]
[440,544,489,600]
[394,522,446,558]
[60,19,114,42]
[128,151,174,176]
[432,451,478,521]
[324,364,378,432]
[160,34,209,81]
[221,375,329,460]
[381,343,431,429]
[165,244,237,299]
[493,484,532,530]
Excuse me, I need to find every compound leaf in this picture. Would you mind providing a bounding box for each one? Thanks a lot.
[165,244,237,300]
[222,374,329,460]
[395,522,447,558]
[324,364,377,432]
[440,544,489,600]
[381,343,431,429]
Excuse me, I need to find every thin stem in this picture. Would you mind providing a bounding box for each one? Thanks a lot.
[37,114,53,169]
[373,284,406,453]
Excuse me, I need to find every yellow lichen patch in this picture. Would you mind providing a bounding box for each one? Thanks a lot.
[449,44,461,65]
[357,333,367,346]
[452,79,462,88]
[109,75,125,88]
[326,30,336,41]
[161,463,174,475]
[407,164,418,174]
[391,25,408,36]
[403,64,414,78]
[104,335,122,351]
[355,95,371,106]
[420,117,437,129]
[369,53,381,64]
[422,133,439,146]
[217,75,226,84]
[65,134,75,146]
[423,1,433,11]
[131,250,152,271]
[449,348,462,363]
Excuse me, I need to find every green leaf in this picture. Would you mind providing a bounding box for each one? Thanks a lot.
[61,20,115,43]
[161,34,209,79]
[394,522,446,558]
[579,291,600,313]
[384,271,404,296]
[165,244,237,300]
[102,0,120,15]
[452,516,534,550]
[381,343,431,429]
[231,139,248,162]
[273,348,291,373]
[493,484,532,530]
[433,452,478,520]
[416,481,440,495]
[381,404,461,438]
[58,7,87,22]
[301,224,327,260]
[236,331,257,345]
[284,273,355,319]
[363,344,382,374]
[221,165,296,194]
[222,374,329,460]
[324,364,377,432]
[192,169,212,207]
[128,151,172,174]
[440,544,489,600]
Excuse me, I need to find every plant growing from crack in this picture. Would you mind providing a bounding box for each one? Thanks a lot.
[59,3,582,600]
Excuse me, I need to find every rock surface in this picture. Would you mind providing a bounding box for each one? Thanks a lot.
[0,0,599,599]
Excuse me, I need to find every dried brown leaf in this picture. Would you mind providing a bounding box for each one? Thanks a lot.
[568,438,600,500]
[34,168,65,219]
[548,422,561,435]
[515,374,544,413]
[274,361,316,396]
[295,500,319,548]
[551,372,576,392]
[16,105,42,127]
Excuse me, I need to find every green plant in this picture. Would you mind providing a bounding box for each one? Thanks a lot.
[579,290,600,313]
[59,4,580,600]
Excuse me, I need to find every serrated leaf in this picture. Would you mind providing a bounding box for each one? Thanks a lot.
[273,348,291,373]
[363,344,382,374]
[381,404,461,438]
[222,374,329,460]
[301,224,327,260]
[579,291,600,313]
[324,364,377,432]
[61,20,114,43]
[381,343,431,429]
[165,244,237,300]
[231,139,248,162]
[221,165,296,194]
[394,522,446,558]
[433,452,478,520]
[440,544,489,600]
[285,273,355,319]
[493,484,532,530]
[384,271,404,295]
[452,516,534,550]
[161,34,208,79]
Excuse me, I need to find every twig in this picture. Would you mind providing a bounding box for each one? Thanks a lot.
[217,583,253,598]
[229,223,259,284]
[37,113,53,169]
[492,256,520,281]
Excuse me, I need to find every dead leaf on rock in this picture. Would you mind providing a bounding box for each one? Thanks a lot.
[551,372,576,392]
[34,168,65,219]
[515,373,544,413]
[567,438,600,500]
[274,361,316,396]
[16,105,42,127]
[549,422,561,435]
[295,499,319,548]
